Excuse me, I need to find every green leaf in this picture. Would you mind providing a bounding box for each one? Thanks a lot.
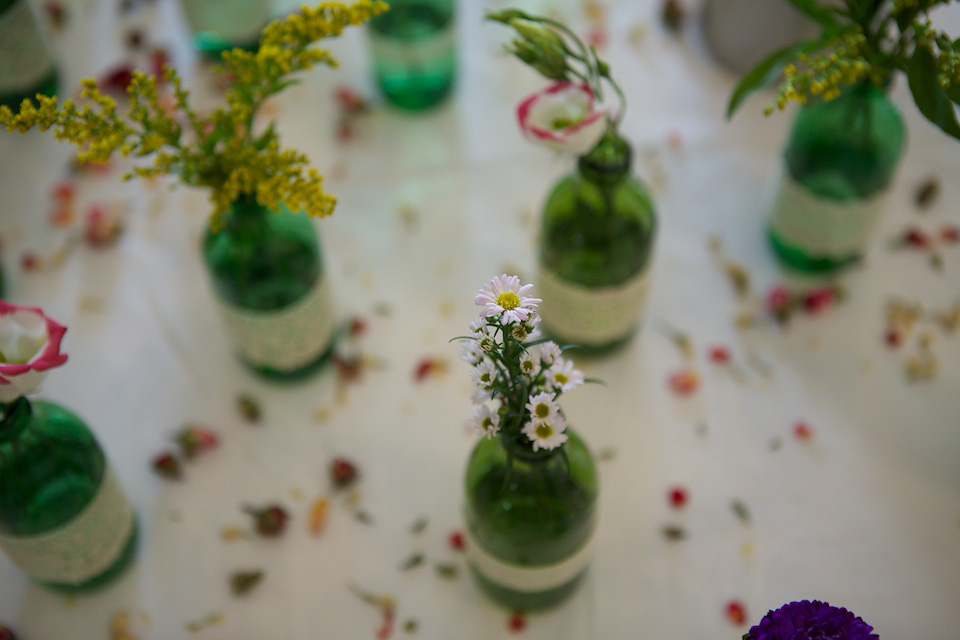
[726,37,827,119]
[783,0,839,26]
[907,44,960,140]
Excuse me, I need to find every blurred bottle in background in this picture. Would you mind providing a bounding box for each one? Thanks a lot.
[368,0,456,110]
[180,0,271,58]
[0,0,59,109]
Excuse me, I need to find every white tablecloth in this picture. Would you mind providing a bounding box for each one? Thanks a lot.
[1,0,959,638]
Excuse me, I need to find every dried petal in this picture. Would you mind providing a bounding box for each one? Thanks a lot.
[236,394,261,423]
[229,570,264,596]
[731,499,751,524]
[662,524,686,540]
[434,563,459,579]
[330,457,359,489]
[668,369,700,396]
[725,600,748,626]
[508,611,527,633]
[308,498,329,535]
[914,177,939,209]
[400,553,424,571]
[448,530,465,551]
[174,423,219,459]
[667,486,688,509]
[151,451,182,480]
[243,504,289,537]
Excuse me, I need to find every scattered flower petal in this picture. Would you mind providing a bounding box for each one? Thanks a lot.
[243,504,289,537]
[174,423,219,459]
[229,570,264,596]
[668,369,700,396]
[793,422,814,441]
[508,611,527,633]
[308,498,329,535]
[726,600,748,626]
[668,486,688,509]
[448,530,465,552]
[151,451,182,480]
[330,457,359,489]
[236,394,261,423]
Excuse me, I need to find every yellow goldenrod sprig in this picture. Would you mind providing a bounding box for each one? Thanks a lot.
[0,1,388,225]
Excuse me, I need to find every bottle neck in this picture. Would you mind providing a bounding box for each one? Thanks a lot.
[0,396,33,443]
[499,431,563,462]
[577,131,632,186]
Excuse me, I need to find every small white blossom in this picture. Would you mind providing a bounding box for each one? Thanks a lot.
[470,360,496,392]
[526,391,560,425]
[539,341,562,366]
[522,414,569,451]
[459,341,482,365]
[478,336,497,352]
[470,404,501,439]
[546,358,584,393]
[519,352,537,375]
[475,274,542,325]
[469,318,487,336]
[511,324,529,341]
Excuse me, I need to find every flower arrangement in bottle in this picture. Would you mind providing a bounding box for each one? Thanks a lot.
[744,599,879,640]
[727,0,960,274]
[458,275,599,610]
[0,2,388,378]
[0,300,137,591]
[487,9,657,353]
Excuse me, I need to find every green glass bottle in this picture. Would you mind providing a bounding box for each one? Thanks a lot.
[0,397,138,592]
[769,81,906,274]
[0,0,58,109]
[463,429,598,610]
[368,0,456,110]
[203,196,337,380]
[179,0,269,58]
[537,131,657,353]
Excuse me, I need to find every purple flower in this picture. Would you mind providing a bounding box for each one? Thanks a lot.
[745,600,878,640]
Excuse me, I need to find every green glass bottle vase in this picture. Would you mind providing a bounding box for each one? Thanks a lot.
[0,397,138,592]
[203,196,337,380]
[368,0,456,110]
[463,429,598,610]
[179,0,269,57]
[769,81,906,274]
[0,0,58,109]
[538,131,657,353]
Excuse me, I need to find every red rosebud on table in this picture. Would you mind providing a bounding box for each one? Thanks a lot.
[330,457,359,489]
[175,424,219,459]
[152,451,183,480]
[244,505,290,537]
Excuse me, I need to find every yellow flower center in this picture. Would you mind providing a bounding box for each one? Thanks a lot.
[481,417,494,430]
[497,292,521,311]
[534,403,550,419]
[535,423,554,439]
[555,373,568,385]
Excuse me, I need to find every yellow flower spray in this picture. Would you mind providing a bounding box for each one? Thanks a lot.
[0,1,389,225]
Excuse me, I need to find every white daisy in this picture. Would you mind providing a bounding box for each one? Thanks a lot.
[469,317,488,336]
[525,391,560,425]
[475,274,542,325]
[522,414,568,452]
[519,352,537,375]
[469,360,496,392]
[469,404,501,439]
[539,341,562,366]
[546,359,584,393]
[459,341,482,365]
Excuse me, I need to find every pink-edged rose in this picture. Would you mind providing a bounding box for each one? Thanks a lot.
[517,82,609,155]
[0,301,68,402]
